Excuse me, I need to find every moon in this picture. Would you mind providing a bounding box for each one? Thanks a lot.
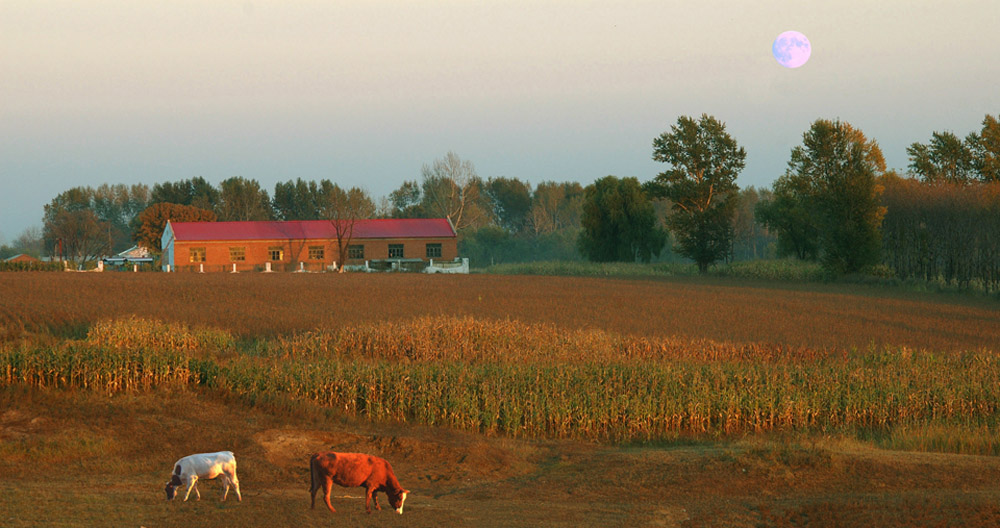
[772,31,811,68]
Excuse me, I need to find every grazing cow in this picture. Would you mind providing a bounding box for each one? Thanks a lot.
[164,451,242,502]
[309,452,409,515]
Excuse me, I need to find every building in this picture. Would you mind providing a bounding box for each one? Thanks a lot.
[102,245,155,269]
[4,254,39,263]
[160,218,458,272]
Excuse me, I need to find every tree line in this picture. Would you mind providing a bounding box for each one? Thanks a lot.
[4,113,998,289]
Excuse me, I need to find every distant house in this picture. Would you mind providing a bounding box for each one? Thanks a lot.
[4,254,39,263]
[160,218,459,272]
[102,245,155,267]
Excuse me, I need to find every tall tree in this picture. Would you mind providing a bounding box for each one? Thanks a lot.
[527,181,584,235]
[45,210,110,264]
[322,185,375,272]
[420,152,492,232]
[216,177,273,221]
[388,180,427,218]
[647,114,746,272]
[42,184,150,255]
[755,175,821,260]
[150,176,219,210]
[273,178,332,220]
[485,176,532,233]
[578,176,665,262]
[969,114,1000,183]
[134,203,216,251]
[906,131,976,184]
[787,119,887,273]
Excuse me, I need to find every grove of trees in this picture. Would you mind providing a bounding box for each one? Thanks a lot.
[16,112,999,289]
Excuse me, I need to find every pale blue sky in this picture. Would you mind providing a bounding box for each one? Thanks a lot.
[2,1,998,242]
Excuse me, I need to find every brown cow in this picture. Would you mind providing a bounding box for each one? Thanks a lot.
[309,452,409,515]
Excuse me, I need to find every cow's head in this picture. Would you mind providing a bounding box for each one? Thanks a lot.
[165,475,182,500]
[389,489,409,515]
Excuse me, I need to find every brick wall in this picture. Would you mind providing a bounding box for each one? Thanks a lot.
[172,237,457,272]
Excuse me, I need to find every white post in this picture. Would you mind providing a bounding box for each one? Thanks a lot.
[333,261,337,271]
[97,260,104,272]
[265,262,272,272]
[166,264,171,273]
[133,264,138,273]
[300,261,305,272]
[232,263,237,273]
[199,263,204,273]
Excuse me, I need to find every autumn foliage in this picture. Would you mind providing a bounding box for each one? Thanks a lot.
[133,202,216,251]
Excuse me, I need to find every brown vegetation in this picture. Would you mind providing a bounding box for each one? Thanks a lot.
[2,272,998,351]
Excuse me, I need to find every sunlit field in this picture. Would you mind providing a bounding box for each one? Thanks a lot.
[2,272,1000,527]
[2,272,997,350]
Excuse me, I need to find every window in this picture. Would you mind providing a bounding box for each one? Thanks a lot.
[388,244,404,258]
[229,247,246,262]
[348,244,365,259]
[189,247,206,263]
[425,243,442,258]
[308,246,325,260]
[268,246,284,261]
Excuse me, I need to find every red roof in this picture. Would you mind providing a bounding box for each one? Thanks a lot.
[168,219,455,242]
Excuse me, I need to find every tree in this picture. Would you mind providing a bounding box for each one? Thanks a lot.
[755,175,821,260]
[485,176,532,233]
[0,226,44,259]
[134,202,216,251]
[150,177,219,210]
[731,187,775,260]
[273,178,333,221]
[906,131,975,184]
[216,177,273,221]
[969,114,1000,183]
[647,114,746,272]
[527,181,584,235]
[577,176,665,262]
[42,185,151,256]
[322,185,375,272]
[46,210,110,264]
[388,180,428,218]
[420,152,492,232]
[785,119,887,274]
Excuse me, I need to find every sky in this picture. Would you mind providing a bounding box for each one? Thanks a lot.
[2,0,999,243]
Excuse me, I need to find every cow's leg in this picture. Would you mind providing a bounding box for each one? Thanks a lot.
[372,490,381,511]
[322,478,336,513]
[229,471,242,502]
[365,486,374,514]
[221,475,231,502]
[182,476,199,501]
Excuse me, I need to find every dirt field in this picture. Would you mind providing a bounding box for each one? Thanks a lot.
[3,388,1000,528]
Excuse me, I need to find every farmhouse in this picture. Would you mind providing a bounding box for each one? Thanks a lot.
[160,218,458,272]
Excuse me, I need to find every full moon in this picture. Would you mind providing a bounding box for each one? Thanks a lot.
[772,31,811,68]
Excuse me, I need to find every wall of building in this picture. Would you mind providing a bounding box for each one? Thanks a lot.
[171,237,457,272]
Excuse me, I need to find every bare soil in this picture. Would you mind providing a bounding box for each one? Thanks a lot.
[2,388,999,528]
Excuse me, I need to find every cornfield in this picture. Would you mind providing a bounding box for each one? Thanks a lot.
[3,315,998,448]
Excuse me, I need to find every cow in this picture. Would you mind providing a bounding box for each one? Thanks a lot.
[309,451,409,515]
[164,451,242,502]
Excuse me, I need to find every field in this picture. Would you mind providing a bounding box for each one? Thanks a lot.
[2,272,1000,527]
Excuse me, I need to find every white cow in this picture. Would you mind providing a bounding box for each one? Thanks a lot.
[164,451,242,502]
